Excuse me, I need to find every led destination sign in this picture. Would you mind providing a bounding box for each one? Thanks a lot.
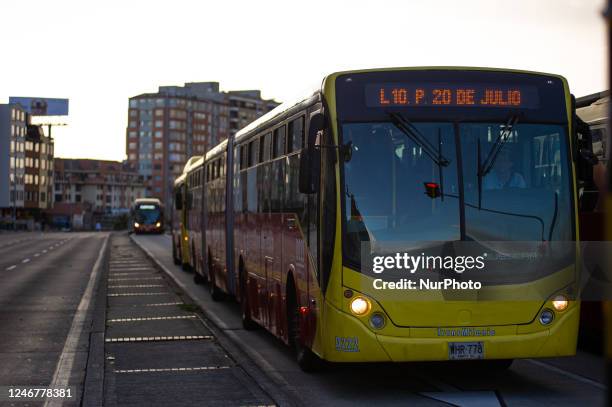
[365,83,539,109]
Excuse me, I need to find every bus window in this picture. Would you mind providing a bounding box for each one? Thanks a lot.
[248,139,258,167]
[288,116,304,153]
[240,145,247,170]
[260,133,271,163]
[273,125,286,158]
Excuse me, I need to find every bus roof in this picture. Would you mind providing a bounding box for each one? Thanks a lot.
[173,172,186,187]
[183,155,203,173]
[577,94,609,125]
[320,66,569,84]
[133,198,162,206]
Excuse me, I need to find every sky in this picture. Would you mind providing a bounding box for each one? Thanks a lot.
[0,0,607,161]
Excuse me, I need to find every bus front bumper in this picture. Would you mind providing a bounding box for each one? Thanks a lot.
[322,302,579,362]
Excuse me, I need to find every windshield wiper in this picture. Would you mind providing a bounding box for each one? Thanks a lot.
[476,115,519,209]
[478,115,520,178]
[388,112,450,168]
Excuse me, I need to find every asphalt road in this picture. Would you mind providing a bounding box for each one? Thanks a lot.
[0,231,109,406]
[133,233,607,407]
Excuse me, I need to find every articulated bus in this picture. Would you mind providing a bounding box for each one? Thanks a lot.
[129,198,164,234]
[172,156,203,270]
[183,67,593,371]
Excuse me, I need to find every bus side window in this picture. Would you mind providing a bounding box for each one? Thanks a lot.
[288,116,304,153]
[273,125,286,158]
[261,132,271,163]
[248,139,258,167]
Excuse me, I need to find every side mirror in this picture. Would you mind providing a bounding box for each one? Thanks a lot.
[175,192,183,210]
[186,191,193,210]
[299,112,324,194]
[573,112,596,188]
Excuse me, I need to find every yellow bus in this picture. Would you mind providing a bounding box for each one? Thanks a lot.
[196,67,590,371]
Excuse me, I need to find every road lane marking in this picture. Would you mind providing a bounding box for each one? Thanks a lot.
[108,277,163,281]
[526,359,605,390]
[5,265,16,271]
[139,302,183,307]
[107,292,169,297]
[42,249,47,253]
[105,335,213,343]
[108,315,197,322]
[34,253,40,257]
[108,284,164,288]
[114,366,230,374]
[109,272,158,276]
[44,234,109,407]
[22,258,30,263]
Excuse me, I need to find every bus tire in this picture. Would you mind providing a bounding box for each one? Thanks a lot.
[172,241,181,265]
[208,253,224,301]
[193,272,206,285]
[482,359,514,370]
[287,278,322,372]
[239,266,257,330]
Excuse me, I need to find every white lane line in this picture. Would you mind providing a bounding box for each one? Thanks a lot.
[105,335,212,343]
[108,315,197,323]
[49,247,54,251]
[5,265,16,271]
[42,249,48,253]
[107,292,169,297]
[34,253,40,257]
[108,284,164,289]
[114,366,230,374]
[526,359,606,390]
[44,234,109,407]
[21,258,30,264]
[108,277,163,282]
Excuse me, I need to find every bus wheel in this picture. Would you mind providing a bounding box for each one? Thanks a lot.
[172,241,181,265]
[193,272,206,285]
[482,359,514,370]
[287,282,322,372]
[208,257,224,301]
[239,268,257,330]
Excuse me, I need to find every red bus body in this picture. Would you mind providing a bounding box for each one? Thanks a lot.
[197,95,322,347]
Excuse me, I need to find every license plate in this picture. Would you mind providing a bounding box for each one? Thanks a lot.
[448,341,484,360]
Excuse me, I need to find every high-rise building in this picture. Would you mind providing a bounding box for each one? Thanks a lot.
[228,90,279,136]
[126,82,278,207]
[0,103,27,224]
[24,124,54,210]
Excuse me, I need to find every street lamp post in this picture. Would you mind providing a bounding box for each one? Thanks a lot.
[12,166,17,231]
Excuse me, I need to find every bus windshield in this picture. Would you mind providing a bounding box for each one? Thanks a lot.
[135,205,161,225]
[341,121,573,266]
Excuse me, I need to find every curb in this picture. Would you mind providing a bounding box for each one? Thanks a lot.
[81,233,111,407]
[130,235,303,407]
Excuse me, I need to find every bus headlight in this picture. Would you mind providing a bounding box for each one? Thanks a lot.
[349,296,371,316]
[134,222,140,228]
[539,309,554,325]
[369,312,386,329]
[552,295,568,312]
[156,222,161,228]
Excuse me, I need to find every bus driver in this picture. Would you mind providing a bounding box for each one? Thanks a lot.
[483,149,527,190]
